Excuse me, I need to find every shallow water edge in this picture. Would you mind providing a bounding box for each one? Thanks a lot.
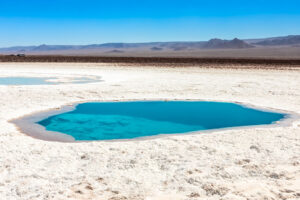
[0,76,102,85]
[10,99,298,143]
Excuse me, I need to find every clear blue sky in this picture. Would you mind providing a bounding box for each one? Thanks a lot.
[0,0,300,47]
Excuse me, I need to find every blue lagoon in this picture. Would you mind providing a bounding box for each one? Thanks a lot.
[37,101,286,141]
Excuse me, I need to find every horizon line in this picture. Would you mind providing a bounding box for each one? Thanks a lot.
[1,34,299,48]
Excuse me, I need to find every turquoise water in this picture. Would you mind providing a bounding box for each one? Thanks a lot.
[0,77,101,85]
[38,101,285,141]
[0,77,53,85]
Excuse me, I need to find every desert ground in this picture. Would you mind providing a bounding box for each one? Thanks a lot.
[0,63,299,200]
[17,46,300,59]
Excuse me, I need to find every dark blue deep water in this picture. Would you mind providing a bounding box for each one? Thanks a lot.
[38,101,285,141]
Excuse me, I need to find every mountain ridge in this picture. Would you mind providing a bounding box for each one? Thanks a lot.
[0,35,299,54]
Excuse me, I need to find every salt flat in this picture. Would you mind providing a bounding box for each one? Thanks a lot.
[0,63,299,200]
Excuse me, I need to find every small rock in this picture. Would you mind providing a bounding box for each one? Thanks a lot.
[292,161,299,166]
[129,160,136,164]
[188,192,200,198]
[97,177,104,182]
[202,183,229,196]
[109,197,128,200]
[282,189,294,193]
[269,173,280,179]
[85,185,93,190]
[75,190,83,194]
[250,145,260,153]
[80,154,88,160]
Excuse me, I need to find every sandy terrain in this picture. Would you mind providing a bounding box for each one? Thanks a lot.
[0,63,299,200]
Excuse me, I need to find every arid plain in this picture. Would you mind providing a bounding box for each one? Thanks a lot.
[0,63,299,200]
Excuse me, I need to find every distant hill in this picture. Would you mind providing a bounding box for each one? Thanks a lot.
[106,49,124,53]
[204,38,254,49]
[0,39,251,53]
[252,35,300,46]
[150,47,163,51]
[0,35,299,55]
[32,44,82,51]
